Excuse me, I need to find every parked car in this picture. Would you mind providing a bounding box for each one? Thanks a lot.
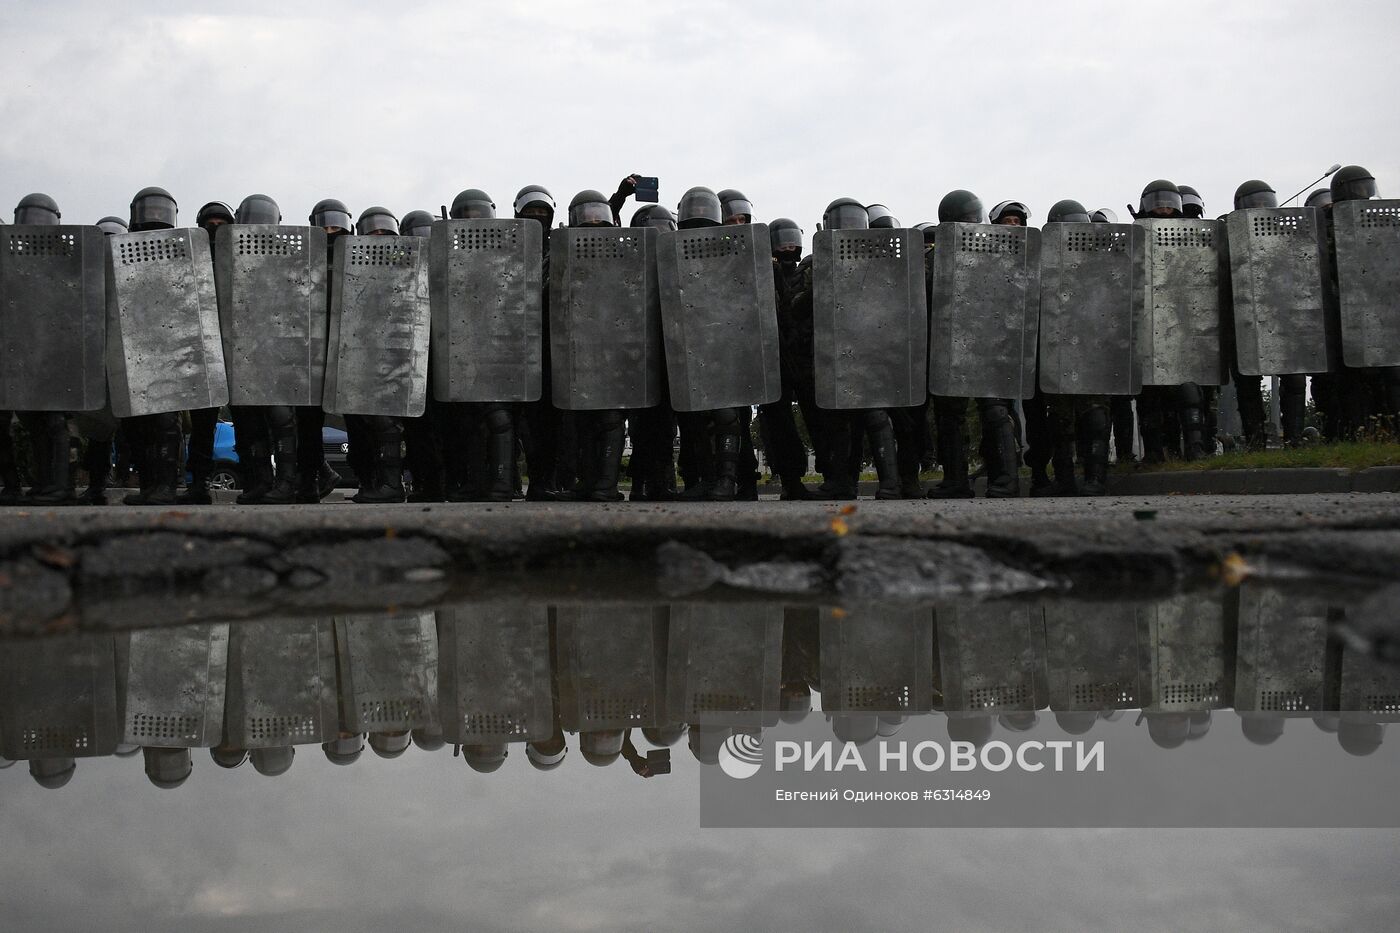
[186,421,361,489]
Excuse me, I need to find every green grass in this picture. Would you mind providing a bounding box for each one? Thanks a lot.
[1120,442,1400,473]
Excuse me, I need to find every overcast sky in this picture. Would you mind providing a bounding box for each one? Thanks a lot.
[4,1,1399,238]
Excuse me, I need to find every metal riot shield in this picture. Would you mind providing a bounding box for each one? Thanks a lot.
[431,219,544,403]
[334,613,439,735]
[1225,207,1336,375]
[1332,199,1400,368]
[1336,641,1400,720]
[1037,223,1145,395]
[106,228,229,417]
[548,226,663,409]
[556,604,668,732]
[656,223,781,411]
[665,604,783,727]
[323,235,430,416]
[818,607,935,714]
[116,623,228,747]
[927,223,1040,400]
[213,224,328,406]
[933,603,1047,713]
[1136,219,1227,386]
[1232,584,1328,714]
[1137,593,1232,711]
[812,228,929,408]
[435,603,552,744]
[1043,603,1142,711]
[225,618,338,748]
[0,225,106,410]
[0,636,119,761]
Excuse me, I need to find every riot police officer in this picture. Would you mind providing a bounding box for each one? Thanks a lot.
[72,216,132,505]
[400,208,447,502]
[1229,180,1288,447]
[298,198,351,502]
[176,201,234,505]
[627,202,681,501]
[758,217,817,500]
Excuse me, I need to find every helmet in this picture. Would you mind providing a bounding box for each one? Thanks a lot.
[29,758,75,789]
[1187,710,1212,741]
[235,193,281,225]
[129,186,178,230]
[308,198,352,233]
[400,210,435,238]
[14,192,60,225]
[567,189,613,227]
[144,747,192,789]
[450,188,496,220]
[937,189,983,224]
[1178,184,1205,217]
[322,735,364,765]
[779,681,812,723]
[945,715,994,747]
[999,712,1039,732]
[1233,180,1278,211]
[210,746,248,769]
[717,188,753,224]
[768,217,802,255]
[1089,208,1118,224]
[411,725,446,751]
[641,725,686,747]
[1054,712,1099,735]
[1331,164,1378,202]
[822,197,869,231]
[687,725,728,766]
[368,732,411,759]
[0,757,13,769]
[462,743,508,773]
[1138,179,1183,217]
[830,713,879,746]
[866,203,900,228]
[96,216,129,236]
[677,186,723,228]
[526,732,568,771]
[1047,199,1091,223]
[1304,188,1334,210]
[113,744,140,757]
[1313,712,1340,733]
[579,730,624,766]
[876,715,907,738]
[251,746,295,776]
[512,184,555,218]
[1338,719,1384,756]
[1240,714,1285,746]
[356,206,399,235]
[988,200,1029,225]
[913,221,937,244]
[196,201,234,228]
[629,204,677,231]
[1144,712,1190,748]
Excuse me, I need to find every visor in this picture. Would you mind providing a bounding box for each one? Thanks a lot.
[129,195,178,228]
[569,201,613,226]
[1235,191,1279,210]
[1335,177,1379,201]
[721,198,754,222]
[513,188,555,214]
[678,190,722,225]
[824,204,869,230]
[313,209,353,232]
[14,207,59,226]
[770,226,803,252]
[357,213,399,235]
[1139,190,1183,215]
[452,199,496,220]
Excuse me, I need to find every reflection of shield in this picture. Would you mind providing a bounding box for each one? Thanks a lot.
[1332,199,1400,368]
[1137,593,1231,711]
[213,224,328,406]
[934,603,1046,713]
[1336,640,1400,720]
[813,228,929,408]
[557,604,668,731]
[1043,603,1141,711]
[435,603,552,744]
[927,223,1039,400]
[1136,219,1227,386]
[819,607,934,713]
[431,219,544,402]
[117,623,228,747]
[665,604,783,727]
[0,636,119,760]
[225,618,338,748]
[1233,585,1328,714]
[0,224,107,411]
[335,613,439,735]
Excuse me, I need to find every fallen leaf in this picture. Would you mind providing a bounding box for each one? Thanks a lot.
[829,517,849,537]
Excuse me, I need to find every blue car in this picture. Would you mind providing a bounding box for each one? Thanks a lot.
[187,421,357,489]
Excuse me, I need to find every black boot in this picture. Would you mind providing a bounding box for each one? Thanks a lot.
[1049,436,1079,496]
[811,413,856,500]
[235,444,273,505]
[24,415,73,506]
[928,410,973,499]
[781,475,814,500]
[253,424,300,504]
[710,431,741,501]
[871,415,901,500]
[0,447,20,505]
[480,412,515,502]
[1281,386,1306,448]
[677,425,715,500]
[1079,406,1110,496]
[177,449,212,505]
[587,414,625,502]
[981,403,1020,499]
[76,438,112,505]
[131,430,179,506]
[1179,385,1207,461]
[353,438,406,504]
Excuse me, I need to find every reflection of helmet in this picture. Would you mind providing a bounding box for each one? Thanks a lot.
[1048,199,1091,223]
[688,724,728,765]
[641,725,686,747]
[1338,720,1384,756]
[1233,180,1278,211]
[400,210,435,238]
[450,188,497,220]
[1139,179,1183,216]
[988,200,1030,225]
[866,203,900,229]
[1304,188,1333,210]
[29,758,76,789]
[211,746,249,769]
[0,757,14,769]
[97,215,129,236]
[717,188,753,223]
[831,713,879,746]
[513,185,555,225]
[580,730,624,766]
[114,744,141,757]
[1054,712,1099,735]
[251,747,295,776]
[678,187,723,228]
[568,189,613,227]
[412,725,446,751]
[1240,714,1285,746]
[1089,208,1118,224]
[236,193,281,224]
[913,221,937,244]
[1145,712,1190,748]
[309,198,352,232]
[144,747,193,789]
[322,735,364,765]
[526,732,568,771]
[823,197,869,231]
[369,732,411,759]
[769,217,802,255]
[129,186,178,230]
[1000,712,1039,732]
[877,715,907,737]
[937,190,983,224]
[196,201,235,228]
[1187,710,1212,741]
[15,192,61,225]
[1178,184,1205,217]
[1313,712,1340,733]
[462,743,509,773]
[780,681,812,724]
[630,204,677,230]
[946,716,994,746]
[1331,165,1378,203]
[356,206,399,235]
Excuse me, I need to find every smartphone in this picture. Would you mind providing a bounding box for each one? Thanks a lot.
[646,749,672,774]
[635,176,659,203]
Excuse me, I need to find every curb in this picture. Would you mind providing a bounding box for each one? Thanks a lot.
[832,467,1400,498]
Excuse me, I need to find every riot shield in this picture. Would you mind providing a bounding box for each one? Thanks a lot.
[927,223,1040,400]
[323,235,430,416]
[1232,584,1328,714]
[225,618,338,748]
[1043,603,1142,711]
[435,603,552,744]
[1332,199,1400,368]
[665,604,783,727]
[556,604,668,731]
[1225,207,1336,375]
[1336,640,1400,720]
[334,613,439,735]
[106,228,229,417]
[213,224,328,406]
[548,226,662,409]
[116,623,228,747]
[812,228,929,408]
[0,635,118,761]
[933,603,1047,713]
[818,607,934,714]
[0,224,106,411]
[1037,223,1145,395]
[431,219,544,403]
[656,224,781,411]
[1135,219,1227,386]
[1137,593,1232,711]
